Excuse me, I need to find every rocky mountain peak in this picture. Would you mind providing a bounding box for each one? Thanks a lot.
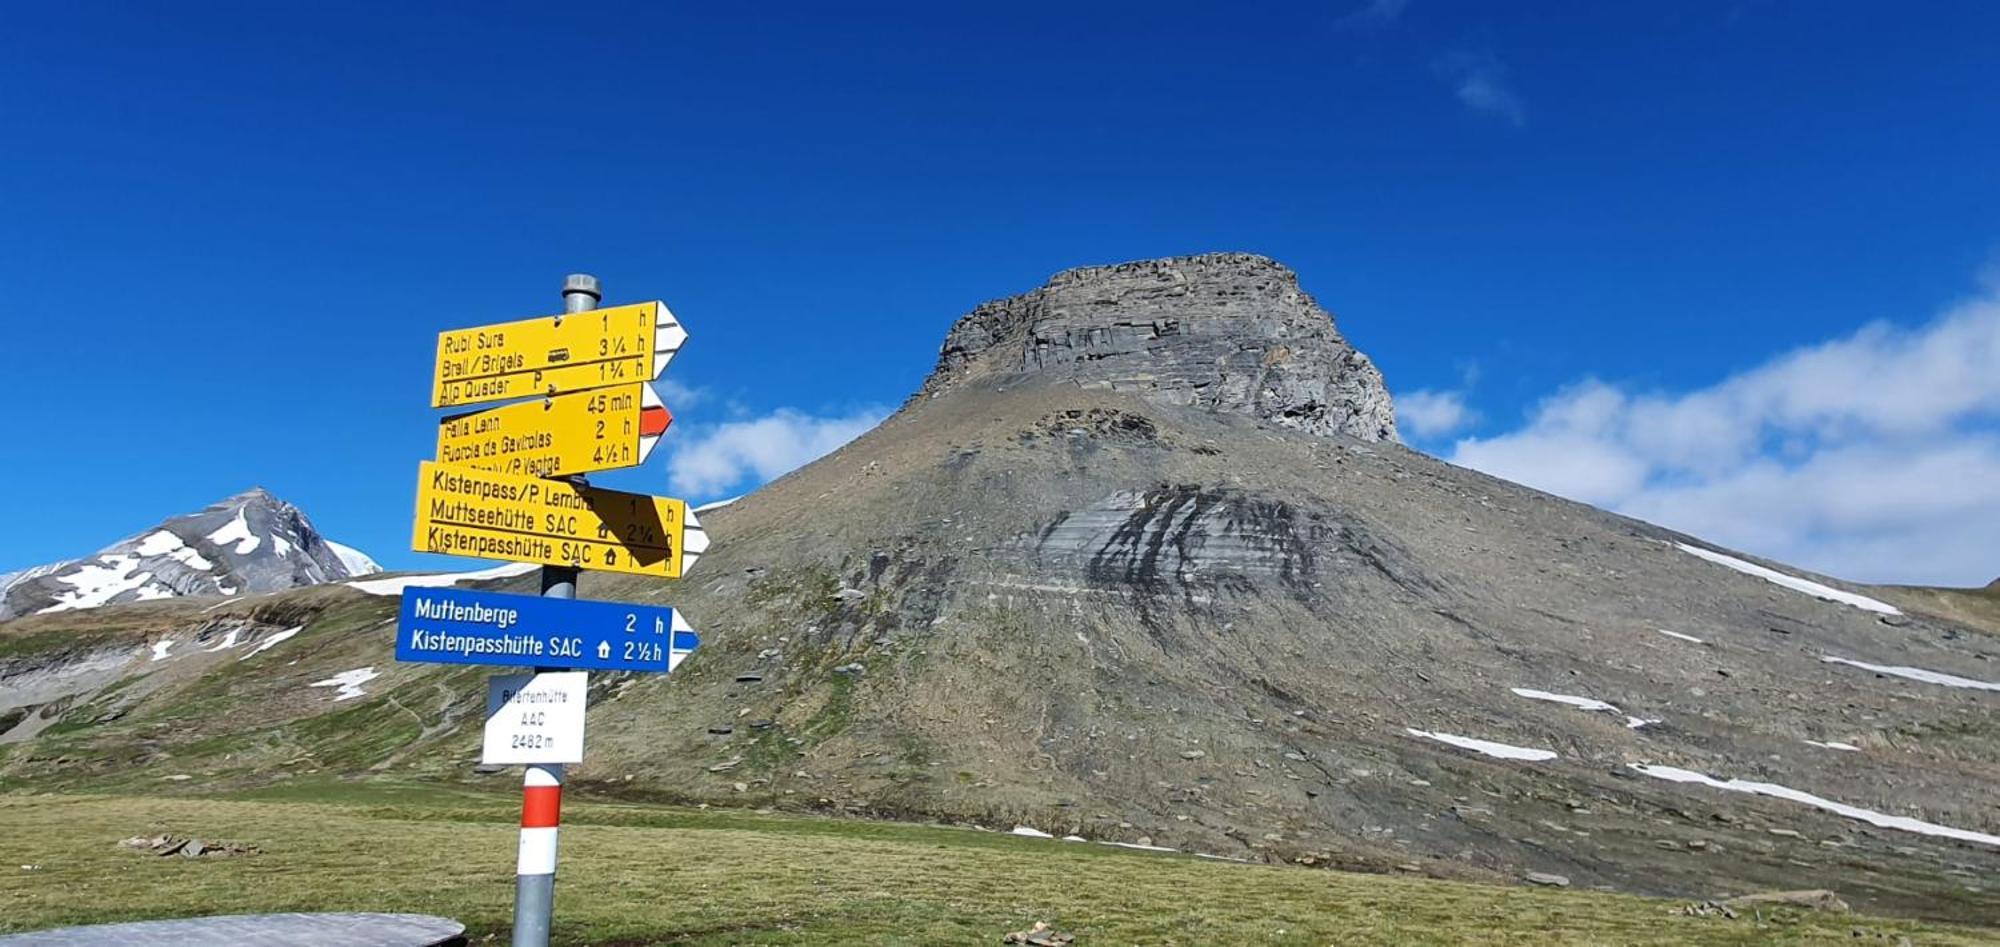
[920,252,1399,442]
[0,488,379,620]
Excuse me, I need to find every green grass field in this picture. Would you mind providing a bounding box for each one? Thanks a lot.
[0,782,1990,945]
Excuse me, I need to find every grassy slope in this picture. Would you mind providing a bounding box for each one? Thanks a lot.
[1876,583,2000,640]
[0,784,1991,946]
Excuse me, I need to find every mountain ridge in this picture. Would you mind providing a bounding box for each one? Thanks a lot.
[0,488,378,621]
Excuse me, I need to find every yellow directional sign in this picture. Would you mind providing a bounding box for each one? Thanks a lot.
[436,382,672,478]
[410,461,706,577]
[431,301,688,408]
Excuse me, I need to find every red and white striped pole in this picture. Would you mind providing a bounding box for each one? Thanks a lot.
[512,274,596,947]
[513,760,563,946]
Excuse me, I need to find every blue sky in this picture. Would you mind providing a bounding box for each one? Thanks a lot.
[2,2,1996,584]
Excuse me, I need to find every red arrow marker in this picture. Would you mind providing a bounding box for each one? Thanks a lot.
[636,383,672,466]
[640,404,672,437]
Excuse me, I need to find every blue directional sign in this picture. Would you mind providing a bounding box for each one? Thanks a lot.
[395,586,698,672]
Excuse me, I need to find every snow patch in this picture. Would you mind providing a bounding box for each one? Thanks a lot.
[204,629,243,652]
[1675,543,1899,615]
[240,626,302,659]
[1101,840,1177,853]
[133,531,184,557]
[125,529,225,575]
[345,562,538,596]
[206,508,261,555]
[693,496,743,513]
[149,640,174,661]
[1510,688,1657,730]
[325,540,382,577]
[1821,656,2000,692]
[272,534,295,557]
[1010,825,1054,838]
[38,556,164,613]
[169,546,214,571]
[1405,728,1557,762]
[1629,763,2000,847]
[1511,688,1617,713]
[309,666,378,701]
[1657,629,1706,644]
[1804,740,1860,752]
[0,560,73,597]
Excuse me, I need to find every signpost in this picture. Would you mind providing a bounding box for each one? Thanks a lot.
[410,460,708,578]
[483,672,589,765]
[396,587,699,673]
[396,274,709,947]
[431,299,687,408]
[437,382,672,478]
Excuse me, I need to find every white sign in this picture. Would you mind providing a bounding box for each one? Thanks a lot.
[483,671,588,764]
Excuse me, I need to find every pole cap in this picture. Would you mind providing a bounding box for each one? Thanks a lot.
[562,273,602,302]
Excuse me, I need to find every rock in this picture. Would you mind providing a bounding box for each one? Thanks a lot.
[1525,872,1571,887]
[1179,750,1206,760]
[118,835,258,858]
[1002,920,1075,945]
[1725,890,1850,914]
[707,758,742,773]
[732,782,748,793]
[1768,828,1801,838]
[1673,901,1739,919]
[834,587,869,603]
[707,726,734,735]
[833,663,865,676]
[922,253,1398,442]
[734,673,764,683]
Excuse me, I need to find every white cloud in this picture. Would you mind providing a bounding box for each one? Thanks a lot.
[1437,52,1525,126]
[1396,389,1477,438]
[1448,284,2000,586]
[666,406,888,497]
[652,377,705,411]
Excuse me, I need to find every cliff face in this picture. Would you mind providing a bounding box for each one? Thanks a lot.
[921,253,1398,442]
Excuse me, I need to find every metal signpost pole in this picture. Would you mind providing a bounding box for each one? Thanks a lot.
[511,273,600,947]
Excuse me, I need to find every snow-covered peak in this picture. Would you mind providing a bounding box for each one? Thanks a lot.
[325,540,382,577]
[0,489,384,620]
